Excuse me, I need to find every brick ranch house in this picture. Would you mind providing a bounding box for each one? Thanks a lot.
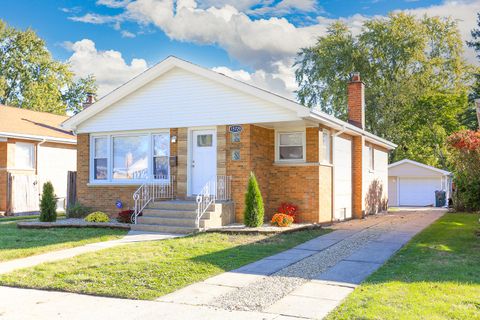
[0,105,77,214]
[62,56,396,232]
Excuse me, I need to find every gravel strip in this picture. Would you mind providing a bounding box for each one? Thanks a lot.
[212,213,423,312]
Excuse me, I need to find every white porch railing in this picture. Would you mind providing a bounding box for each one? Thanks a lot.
[132,176,175,224]
[196,175,232,229]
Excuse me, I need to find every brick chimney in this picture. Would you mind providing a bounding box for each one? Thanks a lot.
[347,72,365,129]
[83,92,95,109]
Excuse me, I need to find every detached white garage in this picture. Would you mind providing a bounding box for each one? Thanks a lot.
[388,159,452,207]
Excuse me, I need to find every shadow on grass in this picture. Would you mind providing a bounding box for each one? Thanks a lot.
[362,213,480,286]
[0,221,126,255]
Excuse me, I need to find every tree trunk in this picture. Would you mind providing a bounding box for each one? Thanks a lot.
[476,99,480,130]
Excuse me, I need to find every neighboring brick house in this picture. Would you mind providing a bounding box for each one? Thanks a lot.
[62,57,395,232]
[0,105,77,214]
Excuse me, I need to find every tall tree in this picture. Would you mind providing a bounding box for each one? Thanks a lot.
[296,13,473,168]
[467,12,480,129]
[0,20,96,114]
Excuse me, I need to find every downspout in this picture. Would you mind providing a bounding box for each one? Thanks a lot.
[331,125,346,222]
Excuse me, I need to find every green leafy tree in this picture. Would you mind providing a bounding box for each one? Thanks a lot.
[0,20,97,114]
[39,182,57,222]
[467,12,480,129]
[296,13,473,167]
[243,172,264,227]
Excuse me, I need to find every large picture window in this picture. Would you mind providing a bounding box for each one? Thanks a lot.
[90,131,170,183]
[277,131,305,161]
[113,136,149,180]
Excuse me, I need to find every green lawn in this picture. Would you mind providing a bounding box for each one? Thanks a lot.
[327,213,480,320]
[0,221,127,262]
[0,229,329,300]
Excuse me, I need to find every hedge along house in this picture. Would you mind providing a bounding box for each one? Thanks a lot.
[62,57,396,233]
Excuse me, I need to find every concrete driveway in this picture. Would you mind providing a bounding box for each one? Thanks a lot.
[0,209,445,320]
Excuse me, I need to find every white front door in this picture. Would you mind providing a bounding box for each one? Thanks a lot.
[191,129,217,195]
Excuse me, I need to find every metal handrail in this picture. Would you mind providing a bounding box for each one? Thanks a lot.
[132,175,175,223]
[195,175,232,229]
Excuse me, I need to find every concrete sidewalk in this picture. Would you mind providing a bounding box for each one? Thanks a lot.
[0,210,445,319]
[0,231,182,275]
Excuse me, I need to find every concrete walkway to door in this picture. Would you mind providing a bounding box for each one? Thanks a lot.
[0,209,445,320]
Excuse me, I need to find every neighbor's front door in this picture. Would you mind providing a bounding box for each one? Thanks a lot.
[191,129,217,195]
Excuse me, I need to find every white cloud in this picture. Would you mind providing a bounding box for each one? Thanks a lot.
[68,0,480,99]
[121,30,136,38]
[66,39,148,97]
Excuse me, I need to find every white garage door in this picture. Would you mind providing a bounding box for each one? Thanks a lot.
[399,178,441,206]
[334,137,352,220]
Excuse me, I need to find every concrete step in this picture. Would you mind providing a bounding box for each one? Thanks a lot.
[137,216,198,227]
[148,200,198,211]
[142,208,200,219]
[131,223,197,234]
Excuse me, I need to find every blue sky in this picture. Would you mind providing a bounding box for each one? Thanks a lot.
[2,0,479,98]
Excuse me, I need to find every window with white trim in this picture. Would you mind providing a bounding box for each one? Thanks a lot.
[153,133,170,179]
[90,132,170,183]
[368,146,374,170]
[278,131,305,161]
[321,130,331,164]
[93,137,108,180]
[113,135,149,180]
[15,142,35,169]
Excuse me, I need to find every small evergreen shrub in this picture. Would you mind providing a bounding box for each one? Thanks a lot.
[67,202,91,218]
[85,211,110,223]
[39,182,57,222]
[243,172,264,227]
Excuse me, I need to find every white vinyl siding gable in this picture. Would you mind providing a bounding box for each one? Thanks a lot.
[77,68,300,133]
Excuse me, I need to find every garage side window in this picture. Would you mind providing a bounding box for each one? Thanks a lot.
[321,130,331,164]
[15,142,35,169]
[368,146,374,170]
[278,132,305,161]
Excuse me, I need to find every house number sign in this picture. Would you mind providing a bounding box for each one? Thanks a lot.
[229,125,243,133]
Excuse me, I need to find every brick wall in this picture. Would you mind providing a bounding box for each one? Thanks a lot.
[0,141,7,211]
[347,74,365,129]
[352,135,364,218]
[226,125,327,223]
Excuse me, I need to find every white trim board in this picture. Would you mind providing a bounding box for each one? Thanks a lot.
[389,159,451,176]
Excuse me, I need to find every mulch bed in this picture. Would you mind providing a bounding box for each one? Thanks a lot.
[205,223,324,235]
[17,218,130,230]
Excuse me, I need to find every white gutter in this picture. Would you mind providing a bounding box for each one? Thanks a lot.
[307,109,397,150]
[0,132,76,144]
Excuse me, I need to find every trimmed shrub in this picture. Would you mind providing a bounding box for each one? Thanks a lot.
[85,211,110,223]
[39,182,57,222]
[243,172,264,227]
[271,213,294,227]
[117,210,135,223]
[66,202,91,218]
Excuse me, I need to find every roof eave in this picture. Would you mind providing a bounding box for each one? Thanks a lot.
[0,132,77,144]
[306,110,397,150]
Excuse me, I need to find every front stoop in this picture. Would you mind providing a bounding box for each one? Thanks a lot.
[131,200,235,234]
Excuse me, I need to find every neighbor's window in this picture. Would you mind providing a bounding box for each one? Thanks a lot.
[368,146,374,170]
[321,130,331,164]
[113,135,149,180]
[15,142,35,169]
[278,132,304,161]
[153,133,170,179]
[93,137,108,180]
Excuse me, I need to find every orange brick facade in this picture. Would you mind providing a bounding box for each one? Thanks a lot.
[76,124,382,223]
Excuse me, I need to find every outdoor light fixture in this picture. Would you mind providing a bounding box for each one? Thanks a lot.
[171,135,177,143]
